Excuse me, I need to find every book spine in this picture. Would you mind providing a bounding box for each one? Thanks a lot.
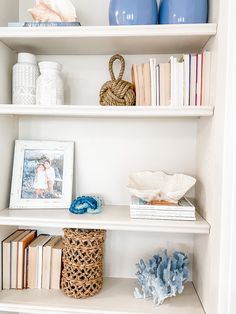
[130,215,196,221]
[156,65,160,106]
[183,54,190,106]
[8,22,81,27]
[150,58,157,107]
[11,242,17,289]
[17,242,23,289]
[170,57,174,106]
[2,244,10,290]
[24,247,28,289]
[190,55,197,106]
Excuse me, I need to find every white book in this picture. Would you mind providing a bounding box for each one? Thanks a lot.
[37,236,51,289]
[190,55,197,106]
[170,56,175,106]
[183,54,190,106]
[178,62,184,106]
[202,51,211,106]
[156,65,160,106]
[130,211,195,218]
[130,197,195,211]
[130,214,196,221]
[11,230,30,289]
[196,53,203,106]
[173,57,178,106]
[150,58,157,107]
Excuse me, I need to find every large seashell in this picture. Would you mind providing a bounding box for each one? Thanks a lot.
[127,171,196,203]
[28,0,77,22]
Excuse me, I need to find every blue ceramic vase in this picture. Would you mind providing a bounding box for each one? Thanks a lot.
[109,0,158,25]
[159,0,208,24]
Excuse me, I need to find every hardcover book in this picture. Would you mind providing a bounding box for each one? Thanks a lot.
[2,230,25,290]
[8,22,81,27]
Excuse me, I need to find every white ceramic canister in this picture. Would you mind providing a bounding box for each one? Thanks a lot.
[36,62,64,106]
[12,53,39,105]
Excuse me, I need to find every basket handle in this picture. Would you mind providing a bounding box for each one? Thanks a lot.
[109,54,125,81]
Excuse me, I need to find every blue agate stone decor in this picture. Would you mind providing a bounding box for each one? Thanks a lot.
[109,0,158,26]
[134,250,189,306]
[69,195,103,215]
[159,0,208,24]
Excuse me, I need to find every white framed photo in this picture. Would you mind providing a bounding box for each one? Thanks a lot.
[10,140,74,209]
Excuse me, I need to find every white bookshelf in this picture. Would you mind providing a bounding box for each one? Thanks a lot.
[0,105,214,118]
[0,0,232,313]
[0,279,203,314]
[0,207,210,234]
[0,24,216,55]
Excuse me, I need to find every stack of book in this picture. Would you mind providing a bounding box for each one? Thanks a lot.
[130,197,196,221]
[132,51,211,107]
[2,230,63,290]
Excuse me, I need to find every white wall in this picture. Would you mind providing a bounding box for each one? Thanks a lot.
[22,226,194,279]
[19,0,110,25]
[36,54,180,107]
[0,0,18,26]
[0,42,16,104]
[18,116,197,205]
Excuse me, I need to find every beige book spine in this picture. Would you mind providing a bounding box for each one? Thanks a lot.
[2,243,11,290]
[131,64,139,106]
[50,247,62,290]
[11,241,18,289]
[27,246,37,289]
[137,64,145,106]
[143,63,151,106]
[160,63,171,106]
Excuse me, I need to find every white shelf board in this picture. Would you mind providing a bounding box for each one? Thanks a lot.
[0,279,204,314]
[0,206,210,234]
[0,105,214,118]
[0,24,217,55]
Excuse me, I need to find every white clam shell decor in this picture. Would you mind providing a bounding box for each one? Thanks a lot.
[127,171,196,203]
[28,0,77,22]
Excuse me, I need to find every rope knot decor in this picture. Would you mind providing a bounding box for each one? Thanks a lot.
[100,54,136,106]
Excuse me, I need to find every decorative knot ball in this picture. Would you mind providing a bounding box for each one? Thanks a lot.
[100,54,136,106]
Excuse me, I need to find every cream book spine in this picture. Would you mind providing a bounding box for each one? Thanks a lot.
[11,230,30,289]
[2,230,24,290]
[50,239,63,290]
[37,236,52,289]
[196,53,203,106]
[156,65,160,107]
[150,58,157,107]
[42,236,61,289]
[143,63,151,106]
[178,62,184,106]
[183,54,190,106]
[190,55,197,106]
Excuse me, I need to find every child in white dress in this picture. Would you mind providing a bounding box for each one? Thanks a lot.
[33,164,47,197]
[44,160,56,194]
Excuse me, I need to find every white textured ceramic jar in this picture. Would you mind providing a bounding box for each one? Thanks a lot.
[12,53,39,105]
[36,62,64,106]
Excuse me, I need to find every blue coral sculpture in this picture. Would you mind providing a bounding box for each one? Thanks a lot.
[69,195,103,215]
[134,250,189,306]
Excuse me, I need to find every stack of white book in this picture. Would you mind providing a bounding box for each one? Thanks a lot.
[130,197,196,221]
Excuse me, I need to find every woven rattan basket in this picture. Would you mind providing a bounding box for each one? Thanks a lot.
[61,229,106,299]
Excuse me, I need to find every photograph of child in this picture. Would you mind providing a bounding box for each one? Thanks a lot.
[21,149,64,199]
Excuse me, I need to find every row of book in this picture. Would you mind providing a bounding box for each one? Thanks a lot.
[130,197,196,221]
[2,230,63,290]
[132,51,211,107]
